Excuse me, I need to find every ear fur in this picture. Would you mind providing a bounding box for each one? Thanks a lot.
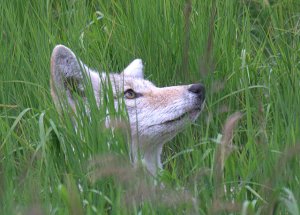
[50,44,83,91]
[50,45,98,111]
[122,59,144,79]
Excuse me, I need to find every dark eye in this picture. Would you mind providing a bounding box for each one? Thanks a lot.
[124,89,136,99]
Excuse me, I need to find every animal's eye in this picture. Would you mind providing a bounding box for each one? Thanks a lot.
[124,89,136,99]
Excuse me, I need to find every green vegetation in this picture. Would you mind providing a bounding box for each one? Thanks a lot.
[1,0,300,214]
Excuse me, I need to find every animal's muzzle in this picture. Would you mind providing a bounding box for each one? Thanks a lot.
[188,83,205,102]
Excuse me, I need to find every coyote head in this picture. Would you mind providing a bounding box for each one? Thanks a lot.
[50,45,205,175]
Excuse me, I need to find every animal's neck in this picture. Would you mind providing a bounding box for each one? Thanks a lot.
[131,138,164,176]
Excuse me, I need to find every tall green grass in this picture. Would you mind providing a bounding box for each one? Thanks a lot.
[1,0,300,214]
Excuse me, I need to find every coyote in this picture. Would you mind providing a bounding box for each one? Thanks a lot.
[50,45,205,175]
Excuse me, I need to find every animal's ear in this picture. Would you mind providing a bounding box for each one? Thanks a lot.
[121,59,144,79]
[50,45,99,111]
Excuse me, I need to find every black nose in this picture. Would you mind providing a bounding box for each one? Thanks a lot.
[188,83,205,101]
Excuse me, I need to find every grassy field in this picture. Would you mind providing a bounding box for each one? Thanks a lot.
[1,0,300,214]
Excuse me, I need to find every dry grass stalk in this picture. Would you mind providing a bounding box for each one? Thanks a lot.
[212,112,242,213]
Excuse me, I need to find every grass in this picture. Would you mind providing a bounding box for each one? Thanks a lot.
[1,0,300,214]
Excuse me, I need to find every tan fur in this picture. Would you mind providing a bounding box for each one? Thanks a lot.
[50,45,205,175]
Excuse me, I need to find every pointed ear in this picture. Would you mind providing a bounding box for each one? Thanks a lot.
[50,45,99,112]
[121,59,144,79]
[51,44,83,89]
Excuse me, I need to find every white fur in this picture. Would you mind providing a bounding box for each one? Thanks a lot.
[122,59,144,79]
[50,45,205,175]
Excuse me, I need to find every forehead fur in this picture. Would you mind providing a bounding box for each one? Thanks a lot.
[109,73,156,93]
